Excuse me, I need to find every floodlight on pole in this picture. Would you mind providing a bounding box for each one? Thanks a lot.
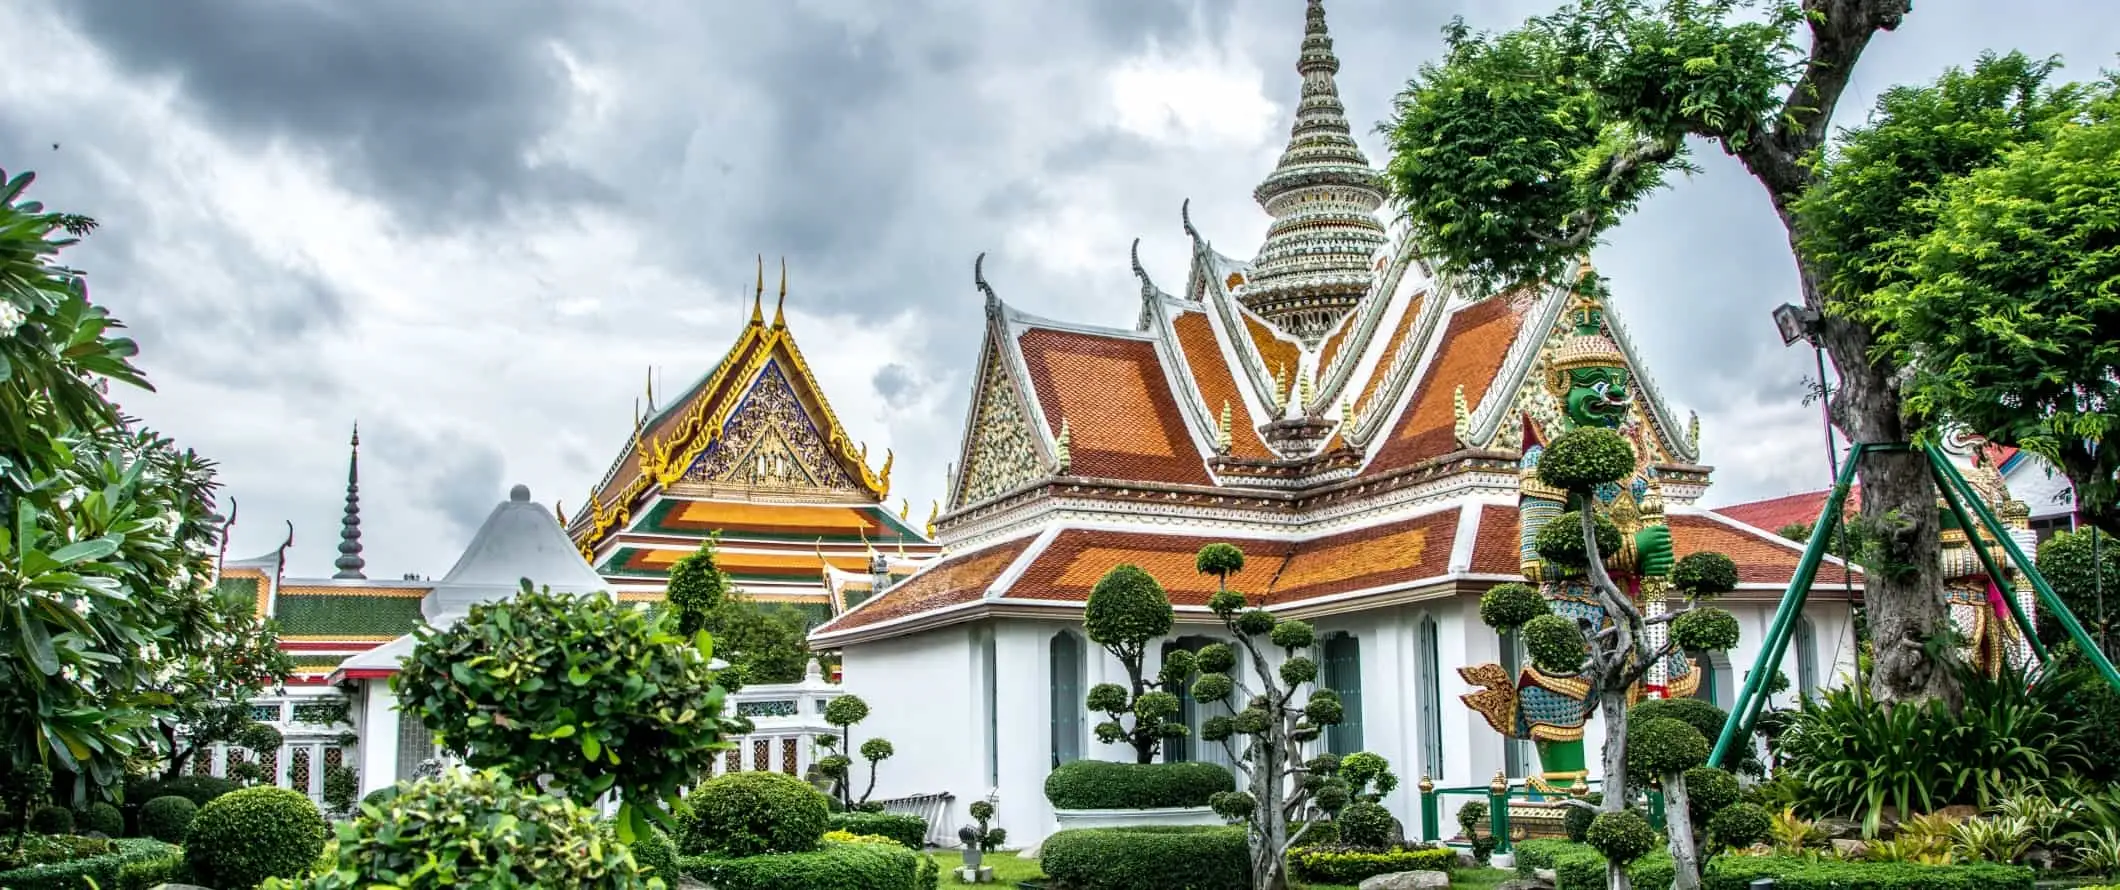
[1774,302,1855,680]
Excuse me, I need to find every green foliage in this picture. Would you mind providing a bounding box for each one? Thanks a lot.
[1564,794,1603,843]
[1796,54,2120,524]
[393,583,740,837]
[682,771,830,859]
[27,806,70,835]
[1627,716,1709,777]
[827,813,925,851]
[1672,551,1740,598]
[1289,845,1455,885]
[77,801,120,836]
[627,826,678,881]
[136,796,194,844]
[680,838,923,890]
[1587,809,1659,866]
[1522,613,1588,675]
[1671,607,1741,653]
[1038,825,1250,890]
[2038,529,2119,651]
[1703,856,2033,889]
[1084,564,1175,649]
[1685,768,1740,824]
[0,837,180,890]
[237,721,284,755]
[1706,802,1771,851]
[184,786,329,889]
[1540,428,1638,491]
[1194,543,1245,579]
[270,768,653,890]
[824,695,869,729]
[124,774,236,810]
[5,761,52,829]
[2050,645,2120,784]
[1550,844,1675,890]
[1336,752,1398,801]
[1480,582,1549,630]
[1456,800,1489,839]
[1041,760,1234,810]
[1335,801,1395,850]
[1536,510,1624,569]
[322,763,358,816]
[1081,564,1182,763]
[1628,698,1761,778]
[666,537,732,636]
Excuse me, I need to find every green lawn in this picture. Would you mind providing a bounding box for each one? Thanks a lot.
[943,852,1517,888]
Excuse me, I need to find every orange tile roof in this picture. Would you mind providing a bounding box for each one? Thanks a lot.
[1242,313,1302,391]
[1171,311,1271,459]
[1471,504,1521,574]
[656,501,910,539]
[1352,292,1426,419]
[1712,488,1860,534]
[819,536,1036,631]
[1668,513,1858,587]
[623,548,875,574]
[1016,328,1212,486]
[1317,312,1355,381]
[1010,510,1459,607]
[1366,298,1525,475]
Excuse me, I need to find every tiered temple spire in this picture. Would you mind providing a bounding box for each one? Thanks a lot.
[1235,0,1388,344]
[332,423,366,579]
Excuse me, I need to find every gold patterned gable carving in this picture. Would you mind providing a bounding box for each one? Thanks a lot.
[685,362,858,492]
[956,342,1047,507]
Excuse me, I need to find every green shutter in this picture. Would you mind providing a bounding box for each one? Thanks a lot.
[1050,633,1084,768]
[1323,635,1364,755]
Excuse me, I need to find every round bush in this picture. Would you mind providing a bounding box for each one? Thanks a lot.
[1536,510,1625,568]
[1685,767,1740,823]
[1270,620,1315,650]
[79,801,121,836]
[1456,800,1489,837]
[137,796,196,844]
[1522,613,1588,675]
[29,804,73,834]
[683,770,831,858]
[1538,428,1637,491]
[1040,825,1250,890]
[1195,543,1246,578]
[1707,801,1773,850]
[1672,551,1739,597]
[687,838,923,890]
[1671,607,1742,653]
[824,694,870,728]
[1043,760,1235,810]
[1085,564,1175,646]
[126,774,239,809]
[626,826,678,881]
[1629,697,1762,778]
[1479,583,1548,630]
[1564,792,1604,843]
[184,786,329,889]
[296,768,651,889]
[1337,801,1395,850]
[1585,809,1658,865]
[1235,609,1277,636]
[1626,716,1710,777]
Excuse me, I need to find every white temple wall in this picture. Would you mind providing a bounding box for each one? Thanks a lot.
[357,682,400,797]
[838,626,982,826]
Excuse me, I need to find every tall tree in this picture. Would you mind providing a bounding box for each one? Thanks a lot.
[1081,564,1191,764]
[664,538,814,684]
[1798,54,2120,536]
[1379,0,1958,705]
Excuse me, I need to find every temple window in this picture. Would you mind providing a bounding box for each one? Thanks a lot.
[1321,633,1364,756]
[1794,617,1819,698]
[395,717,435,783]
[1415,615,1444,780]
[1050,630,1085,769]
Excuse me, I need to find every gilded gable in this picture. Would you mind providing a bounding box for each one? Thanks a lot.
[685,361,860,492]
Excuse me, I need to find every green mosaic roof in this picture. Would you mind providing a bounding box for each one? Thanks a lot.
[275,593,425,638]
[217,576,261,618]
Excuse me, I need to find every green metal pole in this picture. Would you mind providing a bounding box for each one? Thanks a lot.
[1420,777,1439,843]
[1926,448,2050,661]
[1708,444,1868,769]
[1488,773,1512,854]
[1927,444,2120,694]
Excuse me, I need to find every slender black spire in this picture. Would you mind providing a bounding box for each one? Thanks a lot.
[332,423,366,579]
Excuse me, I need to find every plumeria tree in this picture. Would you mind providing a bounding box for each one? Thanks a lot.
[1186,543,1345,890]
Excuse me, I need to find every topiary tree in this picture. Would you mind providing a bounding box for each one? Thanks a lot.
[4,762,51,846]
[266,767,656,890]
[322,763,359,817]
[1586,809,1659,875]
[1626,717,1711,887]
[821,694,885,809]
[1082,563,1191,764]
[1707,801,1772,852]
[1186,543,1346,890]
[137,795,195,844]
[857,737,895,808]
[185,785,330,889]
[27,805,71,835]
[1336,801,1394,852]
[393,582,743,842]
[959,799,1007,853]
[76,800,120,836]
[681,770,831,858]
[666,535,732,637]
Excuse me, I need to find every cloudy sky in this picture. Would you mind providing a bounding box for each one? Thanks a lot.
[3,0,2113,580]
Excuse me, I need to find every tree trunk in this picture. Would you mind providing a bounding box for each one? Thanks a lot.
[1252,737,1292,890]
[1127,655,1155,765]
[1664,772,1701,890]
[162,724,190,780]
[1600,688,1632,890]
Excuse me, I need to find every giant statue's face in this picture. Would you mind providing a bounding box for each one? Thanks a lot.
[1564,366,1633,428]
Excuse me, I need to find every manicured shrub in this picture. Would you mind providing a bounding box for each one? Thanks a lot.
[1672,551,1739,598]
[827,812,926,850]
[0,838,181,890]
[682,770,831,858]
[1512,838,1579,877]
[136,796,196,844]
[1289,820,1338,848]
[627,826,679,882]
[681,839,923,890]
[1536,510,1624,568]
[76,801,121,837]
[1706,802,1771,850]
[273,768,652,890]
[1628,697,1761,777]
[1538,427,1637,491]
[1522,613,1588,675]
[1290,845,1455,885]
[125,774,239,809]
[1039,825,1250,890]
[1671,608,1742,653]
[1479,582,1548,630]
[1685,768,1740,823]
[1586,809,1658,866]
[1042,760,1235,809]
[1336,801,1394,850]
[1563,795,1602,843]
[322,764,359,816]
[184,785,330,889]
[1552,845,1675,890]
[1701,856,2034,889]
[28,805,72,835]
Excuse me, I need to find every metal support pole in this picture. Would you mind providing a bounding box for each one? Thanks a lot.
[1488,771,1513,854]
[1928,449,2049,660]
[1420,776,1439,844]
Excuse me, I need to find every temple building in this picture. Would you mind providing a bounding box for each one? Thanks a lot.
[564,261,940,625]
[811,0,1864,846]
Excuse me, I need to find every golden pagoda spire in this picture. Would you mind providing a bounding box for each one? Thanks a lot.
[751,254,765,325]
[773,257,788,328]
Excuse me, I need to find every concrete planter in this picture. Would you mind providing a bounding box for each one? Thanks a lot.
[1050,806,1224,832]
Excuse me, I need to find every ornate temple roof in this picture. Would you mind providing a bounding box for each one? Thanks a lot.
[566,259,940,622]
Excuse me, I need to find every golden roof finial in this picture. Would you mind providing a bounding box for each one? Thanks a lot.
[773,257,788,328]
[645,366,656,414]
[1453,384,1472,445]
[858,524,876,557]
[1056,417,1073,471]
[1216,400,1234,453]
[751,254,765,325]
[898,498,910,520]
[555,499,566,525]
[878,448,893,498]
[926,500,940,538]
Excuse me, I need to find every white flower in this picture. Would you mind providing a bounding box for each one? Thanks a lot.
[0,300,24,335]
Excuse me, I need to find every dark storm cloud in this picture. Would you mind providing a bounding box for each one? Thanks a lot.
[52,0,603,221]
[367,423,507,537]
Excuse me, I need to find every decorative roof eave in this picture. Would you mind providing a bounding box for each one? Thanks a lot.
[1310,235,1425,416]
[1343,277,1454,447]
[1138,282,1238,468]
[1182,209,1286,415]
[943,254,1061,513]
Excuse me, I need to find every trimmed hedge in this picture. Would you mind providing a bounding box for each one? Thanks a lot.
[124,774,239,809]
[1513,838,1577,877]
[1544,843,1675,890]
[1288,820,1338,848]
[0,838,181,890]
[1703,857,2035,889]
[828,812,927,850]
[682,771,832,858]
[184,786,330,890]
[1042,760,1235,810]
[1039,825,1249,890]
[78,801,122,837]
[28,806,72,835]
[137,796,197,844]
[1290,845,1455,885]
[681,839,923,890]
[628,827,679,882]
